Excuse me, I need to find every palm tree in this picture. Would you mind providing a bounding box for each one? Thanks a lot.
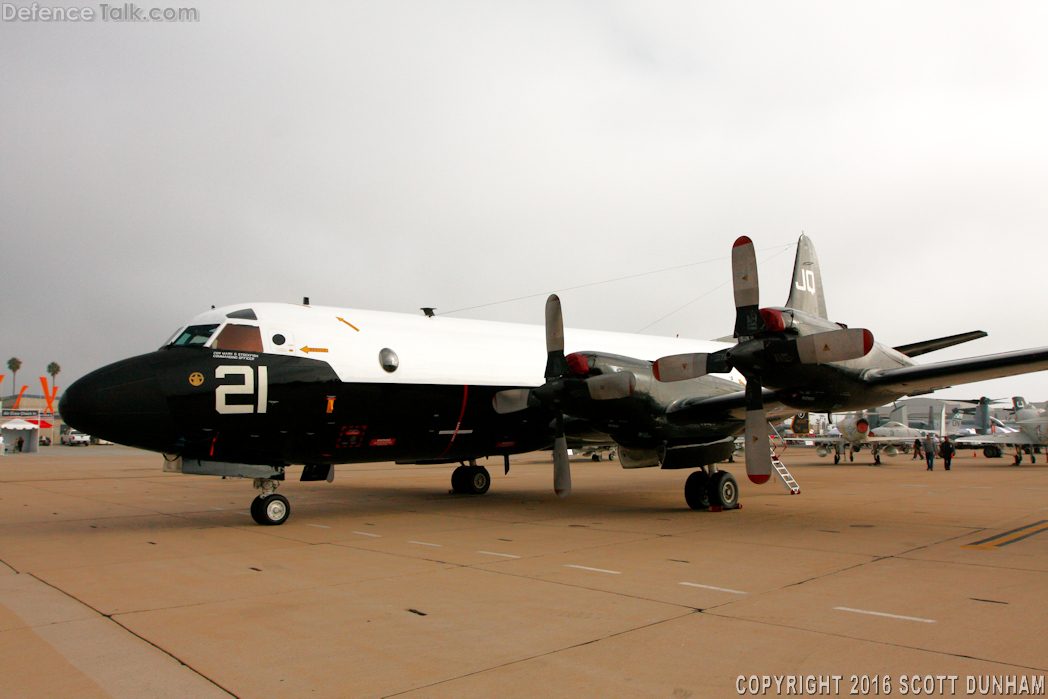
[47,362,61,391]
[7,357,21,398]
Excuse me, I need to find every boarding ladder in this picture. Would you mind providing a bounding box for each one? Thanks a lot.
[769,425,801,494]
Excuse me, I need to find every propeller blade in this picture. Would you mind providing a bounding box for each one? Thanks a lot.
[492,388,532,414]
[732,236,768,339]
[585,371,636,400]
[795,328,874,364]
[552,413,571,497]
[544,294,569,379]
[653,349,732,382]
[743,378,773,484]
[653,353,710,382]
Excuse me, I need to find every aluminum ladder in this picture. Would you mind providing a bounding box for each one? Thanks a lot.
[768,424,801,494]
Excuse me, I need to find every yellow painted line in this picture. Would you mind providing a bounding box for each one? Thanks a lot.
[336,317,360,331]
[963,520,1048,550]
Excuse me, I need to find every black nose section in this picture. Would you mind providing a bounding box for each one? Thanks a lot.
[60,353,177,453]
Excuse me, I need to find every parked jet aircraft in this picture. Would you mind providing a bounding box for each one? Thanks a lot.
[957,397,1048,463]
[812,413,927,464]
[60,235,1048,524]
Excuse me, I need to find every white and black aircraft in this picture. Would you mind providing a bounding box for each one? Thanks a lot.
[60,235,1048,525]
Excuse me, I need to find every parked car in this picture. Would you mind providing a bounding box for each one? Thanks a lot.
[61,430,90,446]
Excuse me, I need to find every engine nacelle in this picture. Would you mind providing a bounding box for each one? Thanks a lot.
[838,416,870,443]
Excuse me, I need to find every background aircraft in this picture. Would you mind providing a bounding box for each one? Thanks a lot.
[60,235,1048,524]
[956,397,1048,463]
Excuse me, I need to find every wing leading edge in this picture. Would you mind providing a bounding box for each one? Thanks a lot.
[862,346,1048,395]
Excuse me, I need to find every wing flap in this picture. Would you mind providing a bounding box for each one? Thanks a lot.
[863,347,1048,394]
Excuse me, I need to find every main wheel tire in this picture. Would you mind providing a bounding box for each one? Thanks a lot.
[451,466,470,493]
[684,470,710,510]
[591,453,601,462]
[707,471,739,509]
[251,494,290,526]
[467,466,491,495]
[834,453,840,464]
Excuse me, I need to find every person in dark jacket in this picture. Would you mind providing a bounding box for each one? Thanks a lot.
[940,436,955,471]
[912,438,923,460]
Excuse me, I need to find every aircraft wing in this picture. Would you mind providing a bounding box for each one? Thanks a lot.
[862,347,1048,395]
[955,432,1034,447]
[666,387,794,424]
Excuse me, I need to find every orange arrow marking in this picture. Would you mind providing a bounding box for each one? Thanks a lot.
[336,317,360,331]
[300,347,329,354]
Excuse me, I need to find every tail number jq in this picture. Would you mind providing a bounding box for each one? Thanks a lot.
[794,269,816,295]
[216,366,268,414]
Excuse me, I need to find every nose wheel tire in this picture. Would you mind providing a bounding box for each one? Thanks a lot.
[684,470,710,510]
[251,494,290,526]
[707,471,739,509]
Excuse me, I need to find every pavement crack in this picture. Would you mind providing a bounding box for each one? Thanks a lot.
[25,573,241,698]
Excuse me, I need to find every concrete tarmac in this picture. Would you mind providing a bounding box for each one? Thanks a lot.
[1,445,1047,698]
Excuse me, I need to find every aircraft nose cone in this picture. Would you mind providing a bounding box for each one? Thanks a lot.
[60,354,177,452]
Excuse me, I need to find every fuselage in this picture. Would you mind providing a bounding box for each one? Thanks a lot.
[60,302,736,466]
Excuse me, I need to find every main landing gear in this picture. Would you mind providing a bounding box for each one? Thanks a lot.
[684,467,739,510]
[251,478,290,526]
[451,460,491,495]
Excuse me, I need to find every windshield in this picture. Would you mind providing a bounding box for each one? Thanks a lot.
[168,324,220,347]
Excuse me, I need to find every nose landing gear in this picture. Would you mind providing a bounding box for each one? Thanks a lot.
[451,460,491,495]
[251,478,291,525]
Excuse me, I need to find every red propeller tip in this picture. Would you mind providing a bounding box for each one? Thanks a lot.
[651,361,661,381]
[748,474,771,484]
[733,236,753,248]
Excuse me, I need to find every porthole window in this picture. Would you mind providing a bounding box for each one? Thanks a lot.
[379,348,399,373]
[272,334,286,346]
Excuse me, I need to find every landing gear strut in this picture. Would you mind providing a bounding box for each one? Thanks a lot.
[451,460,491,495]
[250,479,290,525]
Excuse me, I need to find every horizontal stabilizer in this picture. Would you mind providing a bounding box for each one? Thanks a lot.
[893,330,988,358]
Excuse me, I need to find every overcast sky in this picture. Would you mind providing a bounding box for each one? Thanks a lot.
[3,1,1048,404]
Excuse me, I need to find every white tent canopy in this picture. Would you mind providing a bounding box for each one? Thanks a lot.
[1,419,39,453]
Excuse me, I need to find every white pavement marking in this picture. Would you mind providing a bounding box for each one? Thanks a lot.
[305,524,330,529]
[476,551,520,558]
[679,582,747,594]
[351,531,381,537]
[408,541,442,547]
[833,607,936,623]
[564,564,620,575]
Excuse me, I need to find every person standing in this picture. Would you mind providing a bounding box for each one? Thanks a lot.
[17,436,24,453]
[922,434,937,471]
[940,436,955,471]
[912,438,923,460]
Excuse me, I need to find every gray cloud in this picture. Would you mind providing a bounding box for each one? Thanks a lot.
[3,1,1047,402]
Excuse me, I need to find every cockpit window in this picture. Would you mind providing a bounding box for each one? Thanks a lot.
[169,324,220,347]
[212,324,264,353]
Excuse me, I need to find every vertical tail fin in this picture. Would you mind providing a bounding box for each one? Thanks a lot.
[785,234,828,319]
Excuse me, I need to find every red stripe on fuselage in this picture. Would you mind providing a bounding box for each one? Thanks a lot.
[439,385,469,457]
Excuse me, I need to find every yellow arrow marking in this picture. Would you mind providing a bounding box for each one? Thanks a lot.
[300,346,329,354]
[336,317,360,331]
